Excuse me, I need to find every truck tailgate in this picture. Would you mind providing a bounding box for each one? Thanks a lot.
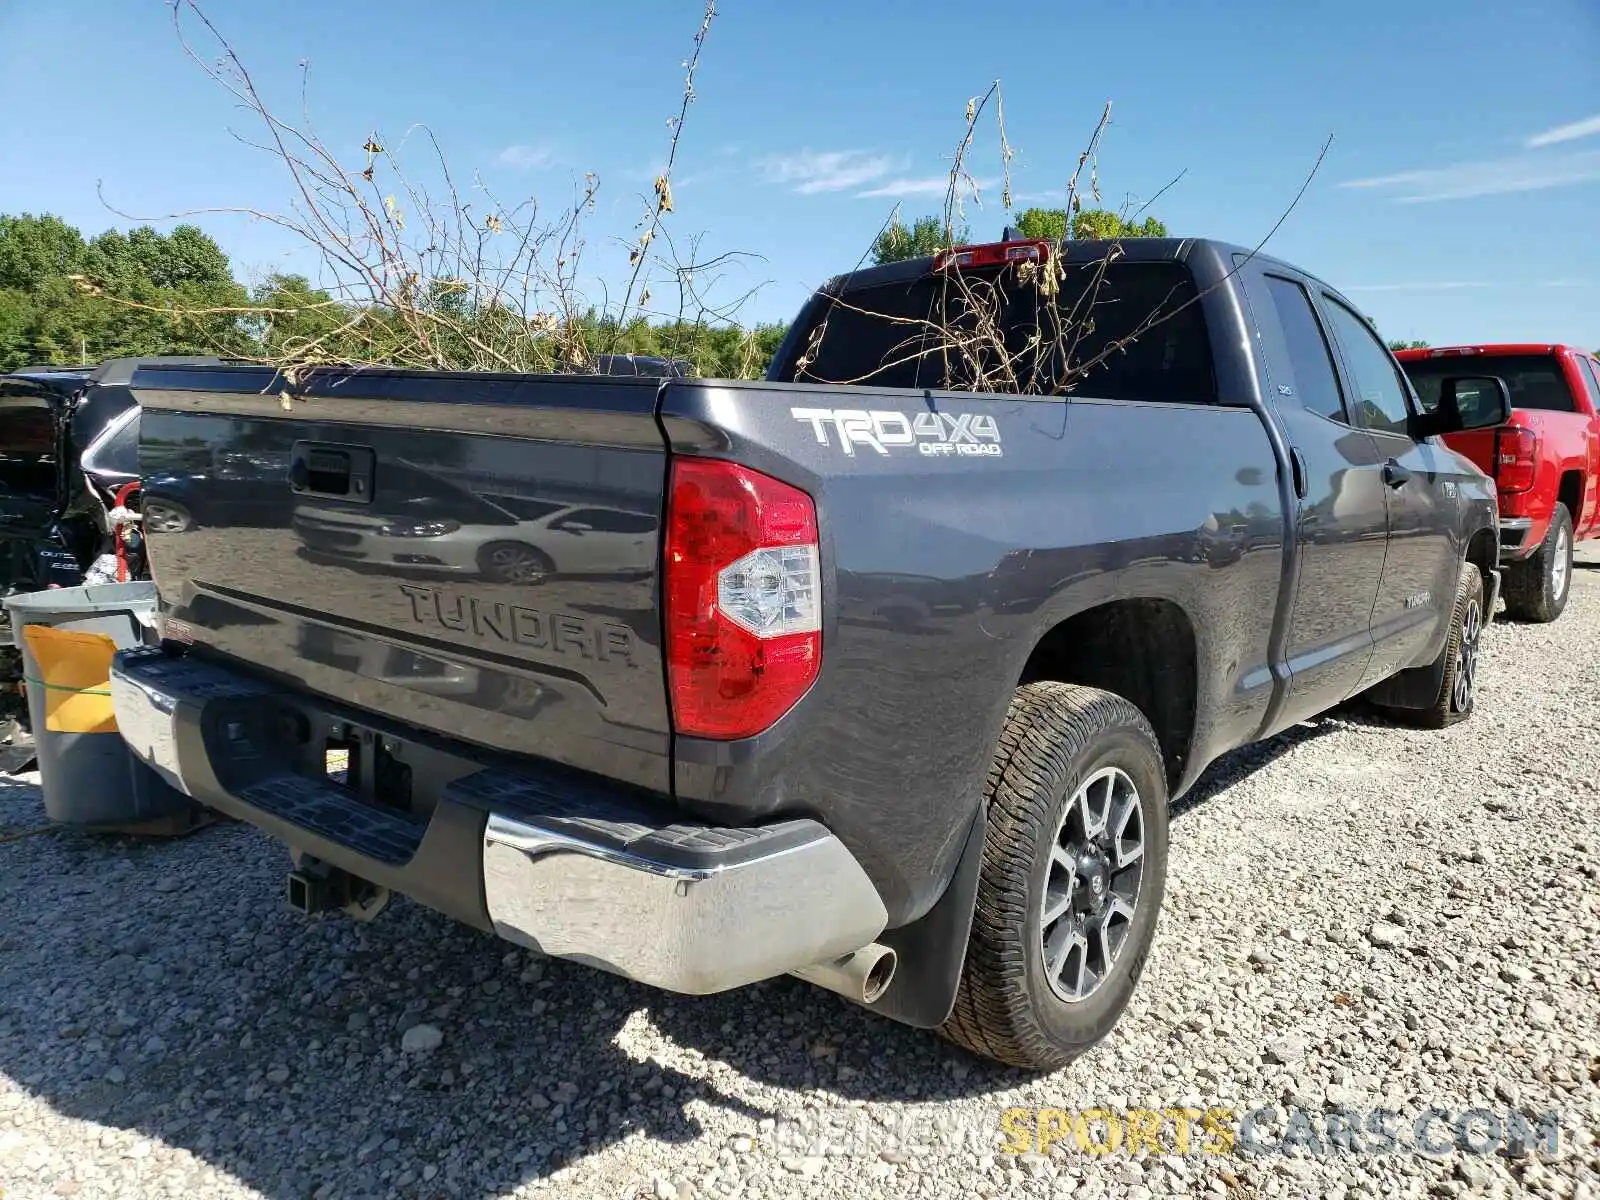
[130,365,672,793]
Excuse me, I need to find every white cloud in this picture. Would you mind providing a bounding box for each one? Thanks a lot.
[1526,114,1600,148]
[495,144,555,171]
[759,149,900,194]
[1339,149,1600,202]
[1343,281,1492,292]
[861,175,1004,200]
[855,176,953,198]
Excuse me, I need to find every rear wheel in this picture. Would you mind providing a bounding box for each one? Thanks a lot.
[1502,506,1572,623]
[1380,560,1483,730]
[938,682,1169,1071]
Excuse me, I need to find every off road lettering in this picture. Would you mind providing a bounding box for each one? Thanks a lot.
[791,406,1002,458]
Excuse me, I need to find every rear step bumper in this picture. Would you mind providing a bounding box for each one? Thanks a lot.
[1497,516,1534,562]
[109,646,887,995]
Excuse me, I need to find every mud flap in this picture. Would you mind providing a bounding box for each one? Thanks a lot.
[867,803,987,1029]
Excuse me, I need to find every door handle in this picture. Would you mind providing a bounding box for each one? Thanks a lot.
[1383,460,1412,489]
[1289,447,1309,499]
[289,441,375,502]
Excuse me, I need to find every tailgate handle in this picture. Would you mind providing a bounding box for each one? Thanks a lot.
[290,441,375,502]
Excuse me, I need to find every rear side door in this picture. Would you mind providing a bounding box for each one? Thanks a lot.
[1237,267,1390,728]
[1316,294,1458,678]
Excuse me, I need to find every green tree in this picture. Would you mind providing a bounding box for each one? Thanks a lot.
[1013,208,1067,242]
[1012,206,1168,243]
[870,214,970,265]
[1388,339,1430,351]
[0,214,91,291]
[0,212,791,380]
[0,212,254,370]
[249,273,355,360]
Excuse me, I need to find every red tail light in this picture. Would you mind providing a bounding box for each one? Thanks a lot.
[664,458,821,740]
[1494,425,1538,494]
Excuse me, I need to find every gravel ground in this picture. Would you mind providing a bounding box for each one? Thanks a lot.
[3,548,1599,1200]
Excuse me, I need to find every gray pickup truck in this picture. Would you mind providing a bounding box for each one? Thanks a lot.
[113,237,1509,1069]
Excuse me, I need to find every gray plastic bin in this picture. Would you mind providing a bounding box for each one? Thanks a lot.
[3,582,197,833]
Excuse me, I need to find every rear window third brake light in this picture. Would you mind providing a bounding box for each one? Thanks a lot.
[933,239,1052,272]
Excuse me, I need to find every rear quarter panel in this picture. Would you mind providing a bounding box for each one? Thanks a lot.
[659,381,1287,926]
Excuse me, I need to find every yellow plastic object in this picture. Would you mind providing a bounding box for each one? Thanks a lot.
[21,625,120,735]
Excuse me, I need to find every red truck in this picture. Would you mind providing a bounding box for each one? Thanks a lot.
[1397,344,1600,622]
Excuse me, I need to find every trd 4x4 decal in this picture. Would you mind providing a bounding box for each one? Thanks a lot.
[790,407,1003,457]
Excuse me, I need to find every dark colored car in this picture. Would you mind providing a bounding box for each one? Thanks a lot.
[111,238,1506,1068]
[0,355,223,771]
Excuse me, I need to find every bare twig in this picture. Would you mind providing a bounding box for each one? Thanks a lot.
[80,0,767,378]
[799,120,1336,400]
[610,0,717,352]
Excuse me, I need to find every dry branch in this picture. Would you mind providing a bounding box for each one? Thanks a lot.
[800,102,1335,399]
[88,0,761,379]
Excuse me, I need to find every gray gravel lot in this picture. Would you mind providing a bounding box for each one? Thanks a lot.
[3,548,1599,1200]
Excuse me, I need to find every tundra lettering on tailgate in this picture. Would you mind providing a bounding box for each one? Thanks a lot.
[399,583,636,665]
[791,406,1003,457]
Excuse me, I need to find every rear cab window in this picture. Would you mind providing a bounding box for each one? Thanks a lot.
[781,260,1218,404]
[1401,353,1578,414]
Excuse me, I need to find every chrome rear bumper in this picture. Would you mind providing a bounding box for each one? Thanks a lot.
[482,812,887,994]
[109,647,888,995]
[1498,516,1534,562]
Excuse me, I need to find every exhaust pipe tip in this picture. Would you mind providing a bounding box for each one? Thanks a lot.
[860,946,897,1004]
[790,943,898,1006]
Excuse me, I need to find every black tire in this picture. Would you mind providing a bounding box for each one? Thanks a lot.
[1502,506,1573,623]
[1384,561,1484,730]
[939,682,1170,1071]
[476,541,554,585]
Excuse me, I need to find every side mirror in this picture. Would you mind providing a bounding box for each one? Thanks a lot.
[1411,375,1512,438]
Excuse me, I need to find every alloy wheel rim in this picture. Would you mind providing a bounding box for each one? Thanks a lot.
[1040,766,1147,1003]
[1552,527,1571,600]
[1453,598,1482,713]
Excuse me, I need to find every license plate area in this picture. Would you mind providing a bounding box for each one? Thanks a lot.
[204,689,485,823]
[318,720,413,816]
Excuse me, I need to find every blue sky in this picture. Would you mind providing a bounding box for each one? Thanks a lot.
[2,0,1597,347]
